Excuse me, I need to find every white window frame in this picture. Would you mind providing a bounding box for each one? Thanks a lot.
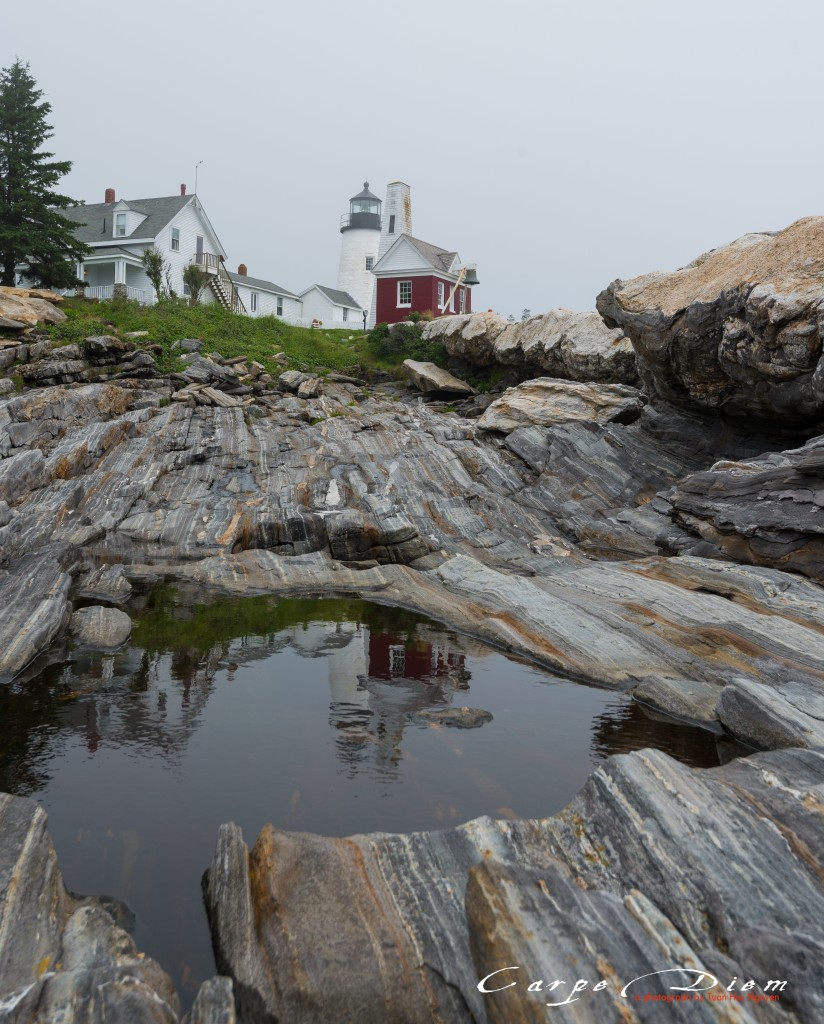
[389,645,406,676]
[250,291,258,312]
[459,287,465,313]
[449,285,455,312]
[182,281,191,297]
[171,227,180,251]
[115,213,126,237]
[388,214,395,234]
[276,296,283,316]
[342,307,349,321]
[365,256,374,270]
[397,280,412,307]
[437,281,445,310]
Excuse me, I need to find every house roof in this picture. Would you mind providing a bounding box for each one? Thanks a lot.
[404,235,458,274]
[228,271,299,299]
[300,284,363,310]
[372,233,459,276]
[82,245,144,261]
[62,195,193,244]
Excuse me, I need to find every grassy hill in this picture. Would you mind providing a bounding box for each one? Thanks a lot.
[45,297,444,378]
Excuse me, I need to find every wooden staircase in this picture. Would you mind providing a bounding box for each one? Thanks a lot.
[195,252,247,315]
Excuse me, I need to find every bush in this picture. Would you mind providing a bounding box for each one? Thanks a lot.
[365,321,448,366]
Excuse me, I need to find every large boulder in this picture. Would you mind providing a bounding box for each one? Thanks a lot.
[402,359,475,396]
[477,378,644,433]
[597,217,824,422]
[422,309,638,384]
[0,286,66,327]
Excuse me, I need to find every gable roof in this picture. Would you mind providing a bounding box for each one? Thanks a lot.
[372,233,459,276]
[300,284,363,310]
[228,272,299,298]
[62,194,194,244]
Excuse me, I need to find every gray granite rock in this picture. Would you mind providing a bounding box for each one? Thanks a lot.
[203,746,824,1023]
[74,564,133,605]
[669,435,824,582]
[70,605,132,648]
[717,677,824,749]
[477,378,644,433]
[402,359,476,395]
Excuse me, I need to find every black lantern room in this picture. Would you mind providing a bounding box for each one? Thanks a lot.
[341,182,381,232]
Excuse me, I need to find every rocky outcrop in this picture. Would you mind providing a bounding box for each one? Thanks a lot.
[3,258,824,1023]
[0,286,66,328]
[0,792,233,1023]
[477,378,644,433]
[422,309,638,385]
[667,435,824,581]
[596,216,824,421]
[402,359,476,395]
[203,745,824,1023]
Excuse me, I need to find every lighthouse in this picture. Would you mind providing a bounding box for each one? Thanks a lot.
[336,182,382,315]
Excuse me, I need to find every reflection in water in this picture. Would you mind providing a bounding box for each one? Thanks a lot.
[0,592,743,1009]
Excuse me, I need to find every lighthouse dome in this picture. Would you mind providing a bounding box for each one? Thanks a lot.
[341,182,381,232]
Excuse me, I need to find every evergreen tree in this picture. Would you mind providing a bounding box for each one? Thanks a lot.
[0,60,89,288]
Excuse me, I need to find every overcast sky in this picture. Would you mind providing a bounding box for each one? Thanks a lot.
[3,0,822,317]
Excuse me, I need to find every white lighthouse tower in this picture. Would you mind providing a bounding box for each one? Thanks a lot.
[336,182,382,315]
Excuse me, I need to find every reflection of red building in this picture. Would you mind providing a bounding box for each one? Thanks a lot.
[368,632,465,680]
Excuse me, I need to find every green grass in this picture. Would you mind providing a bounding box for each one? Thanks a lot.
[47,297,404,376]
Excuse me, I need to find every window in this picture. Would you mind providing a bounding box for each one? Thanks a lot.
[388,215,395,234]
[171,227,180,251]
[389,645,406,676]
[276,297,283,316]
[449,286,455,312]
[342,307,349,322]
[459,287,466,313]
[115,213,126,237]
[365,256,374,271]
[437,281,445,310]
[397,280,412,307]
[182,281,191,297]
[250,292,258,312]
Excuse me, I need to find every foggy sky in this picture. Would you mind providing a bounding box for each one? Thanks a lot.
[3,0,822,318]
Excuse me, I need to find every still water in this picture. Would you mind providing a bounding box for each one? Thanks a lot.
[0,590,740,1006]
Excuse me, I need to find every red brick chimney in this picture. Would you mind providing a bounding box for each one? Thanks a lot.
[180,183,187,196]
[105,188,115,203]
[237,263,247,276]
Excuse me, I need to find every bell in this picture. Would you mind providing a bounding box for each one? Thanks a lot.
[463,264,480,286]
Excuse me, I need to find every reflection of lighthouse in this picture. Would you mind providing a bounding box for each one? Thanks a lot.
[337,182,382,315]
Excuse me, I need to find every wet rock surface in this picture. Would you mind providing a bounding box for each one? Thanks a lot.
[596,216,824,421]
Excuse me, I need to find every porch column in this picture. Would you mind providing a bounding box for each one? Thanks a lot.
[115,259,126,284]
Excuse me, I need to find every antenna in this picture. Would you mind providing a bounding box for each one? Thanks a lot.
[194,160,204,194]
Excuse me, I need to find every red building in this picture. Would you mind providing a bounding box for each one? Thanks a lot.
[372,234,475,325]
